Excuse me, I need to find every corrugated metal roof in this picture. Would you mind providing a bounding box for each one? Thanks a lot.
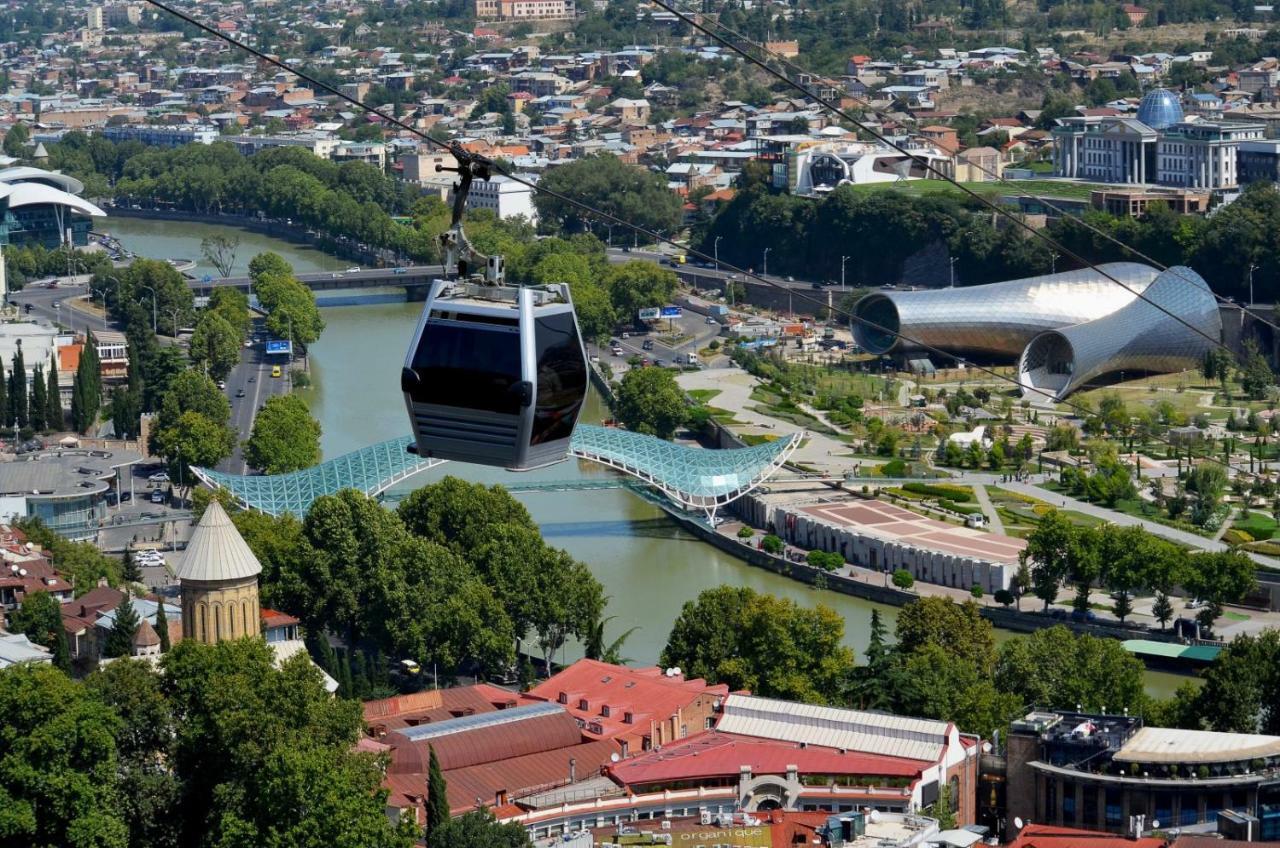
[1115,726,1280,764]
[716,694,949,762]
[395,701,562,743]
[177,501,262,583]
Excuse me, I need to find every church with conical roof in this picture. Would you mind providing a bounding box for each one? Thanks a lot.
[176,501,262,644]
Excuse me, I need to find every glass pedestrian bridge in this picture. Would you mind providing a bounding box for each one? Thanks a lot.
[192,424,801,520]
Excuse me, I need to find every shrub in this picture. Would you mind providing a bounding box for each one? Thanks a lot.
[881,459,907,477]
[737,526,754,539]
[970,584,984,599]
[1197,765,1210,779]
[1222,529,1255,546]
[903,482,972,501]
[940,498,983,515]
[892,569,914,590]
[289,368,312,388]
[993,589,1015,607]
[806,550,844,571]
[761,534,784,554]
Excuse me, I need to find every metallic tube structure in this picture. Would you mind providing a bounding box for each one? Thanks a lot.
[1018,266,1222,402]
[851,262,1161,357]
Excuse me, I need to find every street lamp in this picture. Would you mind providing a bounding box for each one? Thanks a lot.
[139,285,157,334]
[1051,251,1059,274]
[948,256,957,288]
[841,255,849,291]
[763,247,771,277]
[1249,263,1258,306]
[714,235,722,271]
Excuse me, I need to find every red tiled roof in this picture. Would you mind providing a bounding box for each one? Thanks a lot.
[363,683,517,733]
[260,608,299,629]
[1008,825,1166,848]
[443,738,620,812]
[609,731,928,788]
[525,659,728,743]
[388,708,583,774]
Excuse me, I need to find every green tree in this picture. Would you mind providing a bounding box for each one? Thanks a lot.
[428,808,531,848]
[3,121,30,158]
[11,589,63,648]
[396,476,537,554]
[209,286,252,340]
[103,593,140,658]
[0,664,129,847]
[614,365,687,439]
[995,626,1146,715]
[0,357,7,428]
[603,261,678,317]
[1193,629,1280,734]
[661,586,856,703]
[248,251,293,284]
[110,386,141,441]
[154,601,170,653]
[534,154,682,238]
[896,643,1022,739]
[10,346,27,428]
[102,258,194,337]
[149,370,236,481]
[892,569,914,589]
[895,597,996,671]
[427,745,449,839]
[1023,509,1074,610]
[243,394,322,474]
[189,310,242,381]
[1183,550,1256,633]
[28,364,46,431]
[70,332,102,433]
[1239,338,1275,400]
[46,354,63,430]
[255,270,325,351]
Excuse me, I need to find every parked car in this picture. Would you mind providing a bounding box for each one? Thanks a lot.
[148,471,170,483]
[150,490,167,504]
[346,266,360,273]
[393,267,408,274]
[642,339,654,350]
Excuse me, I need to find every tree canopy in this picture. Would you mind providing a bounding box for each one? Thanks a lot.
[614,366,688,439]
[244,394,322,474]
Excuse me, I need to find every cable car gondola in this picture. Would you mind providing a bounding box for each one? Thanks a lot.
[401,149,589,471]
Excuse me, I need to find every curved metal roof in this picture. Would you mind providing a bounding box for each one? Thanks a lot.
[192,425,800,518]
[0,166,85,195]
[0,182,105,216]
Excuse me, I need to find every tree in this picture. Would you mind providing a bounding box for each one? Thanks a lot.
[1193,629,1280,734]
[427,746,449,839]
[149,370,236,481]
[534,154,682,238]
[28,364,46,431]
[895,597,996,671]
[614,366,687,439]
[1023,509,1074,610]
[660,586,856,703]
[46,354,63,430]
[995,626,1146,715]
[10,345,27,428]
[255,270,325,351]
[396,476,537,554]
[189,310,242,381]
[603,261,679,317]
[1238,338,1274,401]
[243,394,322,474]
[200,234,240,278]
[1183,550,1256,633]
[1152,591,1175,631]
[0,664,129,847]
[892,569,915,590]
[0,357,7,429]
[248,251,293,284]
[70,331,102,433]
[3,120,30,158]
[110,386,141,441]
[428,809,531,848]
[104,593,140,658]
[103,258,194,337]
[11,590,63,648]
[154,601,170,653]
[209,287,252,340]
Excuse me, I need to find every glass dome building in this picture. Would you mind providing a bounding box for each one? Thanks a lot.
[1136,88,1184,130]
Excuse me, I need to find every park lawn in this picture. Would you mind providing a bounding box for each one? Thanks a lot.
[1223,610,1251,622]
[687,388,721,404]
[843,179,1113,202]
[1234,511,1278,541]
[739,433,781,446]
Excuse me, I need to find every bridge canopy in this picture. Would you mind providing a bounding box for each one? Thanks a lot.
[193,424,799,518]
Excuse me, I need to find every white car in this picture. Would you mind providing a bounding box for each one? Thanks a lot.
[136,552,165,564]
[148,471,170,483]
[346,266,360,273]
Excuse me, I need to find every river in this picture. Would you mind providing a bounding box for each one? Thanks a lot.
[106,216,1194,698]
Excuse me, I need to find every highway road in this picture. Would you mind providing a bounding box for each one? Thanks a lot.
[218,322,292,475]
[9,281,113,335]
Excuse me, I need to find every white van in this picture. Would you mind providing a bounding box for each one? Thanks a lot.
[686,352,699,366]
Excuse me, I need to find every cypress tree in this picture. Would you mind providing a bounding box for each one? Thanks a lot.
[70,372,84,434]
[427,745,449,838]
[0,357,7,429]
[52,628,71,672]
[28,365,45,432]
[11,346,25,429]
[154,601,170,653]
[121,548,141,583]
[46,354,62,430]
[103,593,140,658]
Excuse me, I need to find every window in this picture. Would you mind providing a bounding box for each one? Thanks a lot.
[410,320,523,414]
[531,312,586,445]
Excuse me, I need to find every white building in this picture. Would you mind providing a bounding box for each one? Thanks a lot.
[1157,120,1265,189]
[790,141,953,196]
[460,175,537,221]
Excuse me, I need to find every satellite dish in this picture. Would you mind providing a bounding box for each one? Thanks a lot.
[1152,821,1160,830]
[610,753,620,763]
[1014,818,1024,830]
[869,811,881,824]
[982,742,993,754]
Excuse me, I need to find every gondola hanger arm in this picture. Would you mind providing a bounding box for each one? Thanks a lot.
[438,142,504,285]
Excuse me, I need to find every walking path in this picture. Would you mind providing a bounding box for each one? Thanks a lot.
[971,484,1005,534]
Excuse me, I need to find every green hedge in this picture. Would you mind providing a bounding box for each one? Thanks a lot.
[941,498,982,516]
[903,482,972,502]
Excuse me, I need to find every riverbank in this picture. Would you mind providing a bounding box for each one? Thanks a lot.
[104,205,394,269]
